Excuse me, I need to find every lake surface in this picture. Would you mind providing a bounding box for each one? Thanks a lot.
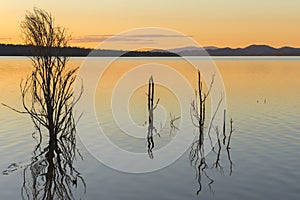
[0,57,300,199]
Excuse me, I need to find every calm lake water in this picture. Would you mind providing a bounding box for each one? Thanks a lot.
[0,57,300,199]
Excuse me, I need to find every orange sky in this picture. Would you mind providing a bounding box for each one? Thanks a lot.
[1,0,300,49]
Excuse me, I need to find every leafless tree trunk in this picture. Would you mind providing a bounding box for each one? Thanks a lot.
[223,109,227,145]
[3,8,83,150]
[189,70,216,194]
[147,76,159,159]
[189,69,237,194]
[2,8,84,200]
[227,118,234,149]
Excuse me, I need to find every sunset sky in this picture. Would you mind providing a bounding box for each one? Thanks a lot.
[1,0,300,49]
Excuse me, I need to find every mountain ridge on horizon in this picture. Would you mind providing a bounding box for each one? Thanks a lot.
[164,44,300,56]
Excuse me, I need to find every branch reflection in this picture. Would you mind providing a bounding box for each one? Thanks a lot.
[147,76,160,159]
[189,70,235,195]
[21,127,86,200]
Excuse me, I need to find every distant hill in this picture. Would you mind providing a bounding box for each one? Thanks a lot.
[171,45,300,56]
[1,44,300,56]
[168,46,218,53]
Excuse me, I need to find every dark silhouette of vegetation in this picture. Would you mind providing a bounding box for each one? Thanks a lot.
[190,70,215,145]
[223,110,226,145]
[189,70,215,194]
[189,70,235,195]
[0,43,179,57]
[2,8,84,200]
[147,76,160,159]
[227,118,234,149]
[3,7,83,151]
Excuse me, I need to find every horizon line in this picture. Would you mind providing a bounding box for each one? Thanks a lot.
[1,42,300,51]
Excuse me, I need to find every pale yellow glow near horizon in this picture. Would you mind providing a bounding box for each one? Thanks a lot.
[1,0,300,49]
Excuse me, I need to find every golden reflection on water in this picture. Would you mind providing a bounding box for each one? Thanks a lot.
[216,60,300,114]
[93,58,199,152]
[93,58,219,123]
[1,57,300,124]
[0,58,82,107]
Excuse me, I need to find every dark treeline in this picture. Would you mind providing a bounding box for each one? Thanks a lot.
[0,43,179,57]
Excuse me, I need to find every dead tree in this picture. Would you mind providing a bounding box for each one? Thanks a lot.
[223,109,226,145]
[147,76,159,159]
[2,8,85,199]
[3,8,83,151]
[190,70,237,194]
[189,70,216,194]
[227,118,234,149]
[190,70,215,147]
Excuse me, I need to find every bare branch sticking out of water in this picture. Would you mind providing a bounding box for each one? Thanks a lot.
[207,96,223,150]
[169,113,180,135]
[147,76,159,159]
[227,118,234,149]
[223,109,226,145]
[189,69,236,195]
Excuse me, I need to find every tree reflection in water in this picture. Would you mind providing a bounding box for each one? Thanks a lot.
[189,70,235,195]
[146,76,160,159]
[2,8,85,200]
[21,126,86,200]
